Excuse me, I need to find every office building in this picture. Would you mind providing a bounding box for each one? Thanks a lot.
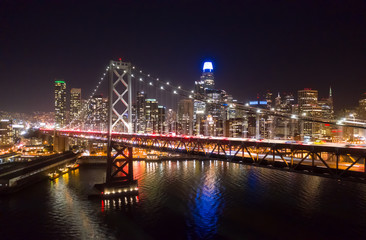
[194,61,215,98]
[178,99,193,135]
[157,106,166,134]
[145,99,158,133]
[70,88,81,122]
[0,119,13,146]
[298,88,322,138]
[135,91,147,133]
[87,95,108,131]
[54,79,66,128]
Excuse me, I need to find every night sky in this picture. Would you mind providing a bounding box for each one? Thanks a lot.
[1,0,365,113]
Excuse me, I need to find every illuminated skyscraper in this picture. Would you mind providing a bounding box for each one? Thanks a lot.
[70,88,81,122]
[135,91,146,133]
[87,95,108,131]
[194,61,215,97]
[298,88,322,138]
[201,61,214,90]
[193,61,215,135]
[54,79,66,128]
[145,99,158,133]
[318,87,334,120]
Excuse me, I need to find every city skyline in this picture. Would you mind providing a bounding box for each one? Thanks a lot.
[1,0,366,113]
[2,2,366,239]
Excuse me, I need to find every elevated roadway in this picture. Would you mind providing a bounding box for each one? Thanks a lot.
[40,128,366,182]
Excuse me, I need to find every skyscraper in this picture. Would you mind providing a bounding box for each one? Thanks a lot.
[194,61,214,135]
[298,88,322,138]
[194,61,215,97]
[70,88,81,122]
[87,95,108,131]
[178,99,193,135]
[318,87,334,120]
[54,79,66,128]
[157,106,166,134]
[135,91,146,133]
[201,61,215,89]
[145,99,158,133]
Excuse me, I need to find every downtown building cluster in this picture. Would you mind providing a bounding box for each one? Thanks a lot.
[54,80,107,130]
[131,61,364,142]
[51,62,366,143]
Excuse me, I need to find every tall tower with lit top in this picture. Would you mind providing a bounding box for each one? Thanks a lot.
[54,79,66,128]
[194,61,215,96]
[201,61,215,90]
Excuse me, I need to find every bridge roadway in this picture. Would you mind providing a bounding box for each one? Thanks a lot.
[41,129,366,181]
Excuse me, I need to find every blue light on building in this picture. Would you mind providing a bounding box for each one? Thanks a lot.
[203,62,213,72]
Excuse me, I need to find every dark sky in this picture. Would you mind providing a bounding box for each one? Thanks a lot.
[1,0,365,113]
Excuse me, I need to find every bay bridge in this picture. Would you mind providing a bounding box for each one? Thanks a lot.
[44,60,366,195]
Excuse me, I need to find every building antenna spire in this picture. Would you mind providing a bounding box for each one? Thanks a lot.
[329,86,332,98]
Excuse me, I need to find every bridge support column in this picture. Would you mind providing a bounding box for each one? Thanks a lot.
[53,134,69,153]
[94,60,138,199]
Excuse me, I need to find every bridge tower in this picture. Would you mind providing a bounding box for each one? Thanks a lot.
[108,60,132,133]
[95,60,138,198]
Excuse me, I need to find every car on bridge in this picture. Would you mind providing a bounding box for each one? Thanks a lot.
[314,140,325,145]
[345,144,366,148]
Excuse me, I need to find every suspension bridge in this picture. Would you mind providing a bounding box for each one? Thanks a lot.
[41,60,366,196]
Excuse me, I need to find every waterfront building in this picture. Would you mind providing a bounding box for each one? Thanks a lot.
[54,79,66,128]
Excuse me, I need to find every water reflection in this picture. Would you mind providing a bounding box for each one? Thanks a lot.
[102,196,139,211]
[1,160,366,239]
[49,172,110,239]
[188,164,224,239]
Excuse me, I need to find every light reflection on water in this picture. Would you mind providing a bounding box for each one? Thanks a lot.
[0,160,366,239]
[188,166,223,239]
